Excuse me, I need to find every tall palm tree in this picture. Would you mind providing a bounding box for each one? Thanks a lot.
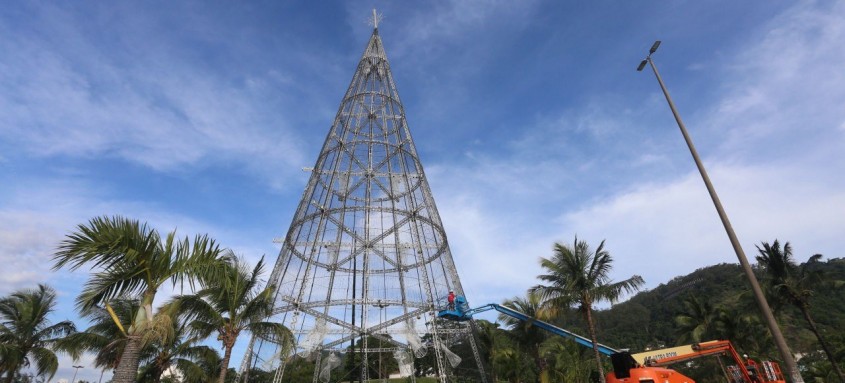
[531,237,644,383]
[0,284,76,383]
[171,253,293,383]
[756,240,845,382]
[53,215,225,383]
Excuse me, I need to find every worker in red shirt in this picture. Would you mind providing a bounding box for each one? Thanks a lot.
[447,290,456,310]
[744,354,761,383]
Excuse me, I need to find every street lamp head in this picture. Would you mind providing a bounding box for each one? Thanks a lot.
[73,366,84,368]
[637,40,661,72]
[650,40,661,54]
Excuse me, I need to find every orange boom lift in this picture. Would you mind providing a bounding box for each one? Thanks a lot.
[439,297,785,383]
[631,340,785,383]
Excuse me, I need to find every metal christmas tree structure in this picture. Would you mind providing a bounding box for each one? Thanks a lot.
[239,13,488,383]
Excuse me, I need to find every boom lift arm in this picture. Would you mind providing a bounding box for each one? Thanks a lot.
[438,297,692,382]
[438,296,785,383]
[455,302,619,356]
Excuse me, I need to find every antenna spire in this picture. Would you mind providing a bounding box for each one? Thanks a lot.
[369,8,382,29]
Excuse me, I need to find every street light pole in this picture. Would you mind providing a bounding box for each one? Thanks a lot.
[71,365,84,383]
[637,41,805,383]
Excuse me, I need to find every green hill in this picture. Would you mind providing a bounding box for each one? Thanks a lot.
[553,258,845,356]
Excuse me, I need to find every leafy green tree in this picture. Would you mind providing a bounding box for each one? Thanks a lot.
[53,215,225,383]
[241,367,274,383]
[531,237,644,383]
[278,357,315,383]
[803,334,845,382]
[342,335,399,380]
[0,284,76,383]
[170,253,292,383]
[756,240,845,381]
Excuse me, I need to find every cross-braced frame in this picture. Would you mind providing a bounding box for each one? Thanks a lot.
[239,20,488,383]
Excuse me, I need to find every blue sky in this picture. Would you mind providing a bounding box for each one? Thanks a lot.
[2,1,845,381]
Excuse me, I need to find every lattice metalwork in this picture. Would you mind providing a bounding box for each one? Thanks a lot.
[239,20,487,383]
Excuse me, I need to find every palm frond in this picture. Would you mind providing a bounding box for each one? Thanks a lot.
[248,322,294,354]
[36,320,77,342]
[54,216,157,272]
[238,286,275,324]
[30,346,59,380]
[169,294,222,338]
[76,266,148,312]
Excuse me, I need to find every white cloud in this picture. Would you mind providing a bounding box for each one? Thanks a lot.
[435,154,845,308]
[0,3,307,185]
[0,210,68,293]
[559,160,845,284]
[704,1,845,160]
[0,175,278,297]
[427,1,845,305]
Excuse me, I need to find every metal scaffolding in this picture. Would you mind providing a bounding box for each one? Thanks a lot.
[239,17,487,383]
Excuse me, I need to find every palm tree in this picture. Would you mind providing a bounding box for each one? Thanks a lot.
[0,284,76,383]
[499,293,548,378]
[540,336,592,383]
[531,237,644,383]
[713,307,774,358]
[57,300,138,375]
[756,240,845,381]
[674,295,717,344]
[473,320,505,382]
[494,348,537,383]
[137,309,219,383]
[53,215,225,383]
[171,253,293,383]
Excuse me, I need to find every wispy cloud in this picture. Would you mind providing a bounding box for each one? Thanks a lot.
[704,1,845,161]
[0,174,278,296]
[0,3,309,185]
[425,0,845,301]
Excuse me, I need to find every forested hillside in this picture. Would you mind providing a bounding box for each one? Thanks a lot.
[592,259,845,352]
[461,258,845,383]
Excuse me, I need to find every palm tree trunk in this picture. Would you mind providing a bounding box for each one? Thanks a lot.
[112,334,143,383]
[584,306,606,383]
[218,345,234,383]
[799,303,845,382]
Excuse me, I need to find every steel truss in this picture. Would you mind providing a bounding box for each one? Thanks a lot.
[240,22,487,383]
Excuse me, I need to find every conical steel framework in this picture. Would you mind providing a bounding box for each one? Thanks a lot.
[239,23,487,383]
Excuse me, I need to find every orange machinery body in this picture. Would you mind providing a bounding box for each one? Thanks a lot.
[632,340,785,383]
[607,366,696,383]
